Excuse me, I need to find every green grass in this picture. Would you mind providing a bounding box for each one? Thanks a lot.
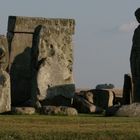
[0,114,140,140]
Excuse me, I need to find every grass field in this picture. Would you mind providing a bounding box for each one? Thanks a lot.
[0,114,140,140]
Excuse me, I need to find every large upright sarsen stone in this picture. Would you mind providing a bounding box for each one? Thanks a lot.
[32,25,75,101]
[130,8,140,102]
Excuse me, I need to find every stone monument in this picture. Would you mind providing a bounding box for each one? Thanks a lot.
[122,74,133,104]
[7,16,75,106]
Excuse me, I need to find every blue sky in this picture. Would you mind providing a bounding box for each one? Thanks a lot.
[0,0,139,88]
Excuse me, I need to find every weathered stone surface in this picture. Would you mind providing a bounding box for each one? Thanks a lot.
[42,106,78,116]
[73,94,103,114]
[11,107,35,115]
[130,8,140,102]
[116,103,140,117]
[32,25,75,101]
[8,16,75,34]
[7,16,75,106]
[46,84,75,99]
[0,35,9,70]
[8,33,33,69]
[0,36,11,113]
[0,70,11,113]
[89,89,115,109]
[75,89,115,110]
[76,90,93,103]
[8,33,33,106]
[122,74,133,105]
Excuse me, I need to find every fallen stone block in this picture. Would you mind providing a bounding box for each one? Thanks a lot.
[77,90,93,103]
[116,103,140,117]
[73,95,103,114]
[90,89,115,109]
[11,107,35,115]
[42,106,78,116]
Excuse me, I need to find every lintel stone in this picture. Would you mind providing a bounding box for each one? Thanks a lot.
[8,16,75,34]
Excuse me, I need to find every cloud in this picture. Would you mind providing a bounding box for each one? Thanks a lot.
[119,21,138,32]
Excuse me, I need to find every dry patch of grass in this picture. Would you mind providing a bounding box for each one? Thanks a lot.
[0,115,140,140]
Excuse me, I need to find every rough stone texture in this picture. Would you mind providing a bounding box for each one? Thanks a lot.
[122,74,133,105]
[8,33,33,106]
[11,107,35,115]
[8,16,75,34]
[130,9,140,102]
[89,89,115,109]
[8,33,33,69]
[0,70,11,113]
[76,90,93,103]
[0,36,11,113]
[73,94,103,114]
[111,89,123,105]
[7,32,34,106]
[46,84,75,99]
[0,35,9,70]
[42,106,78,116]
[32,25,75,101]
[7,16,75,106]
[116,103,140,117]
[75,89,115,110]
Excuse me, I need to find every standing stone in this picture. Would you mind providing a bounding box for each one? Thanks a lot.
[0,36,11,113]
[130,8,140,102]
[32,25,75,102]
[122,74,133,104]
[7,16,75,106]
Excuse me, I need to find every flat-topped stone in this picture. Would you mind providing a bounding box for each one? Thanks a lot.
[8,16,75,34]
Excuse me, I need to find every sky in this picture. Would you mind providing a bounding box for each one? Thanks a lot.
[0,0,139,88]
